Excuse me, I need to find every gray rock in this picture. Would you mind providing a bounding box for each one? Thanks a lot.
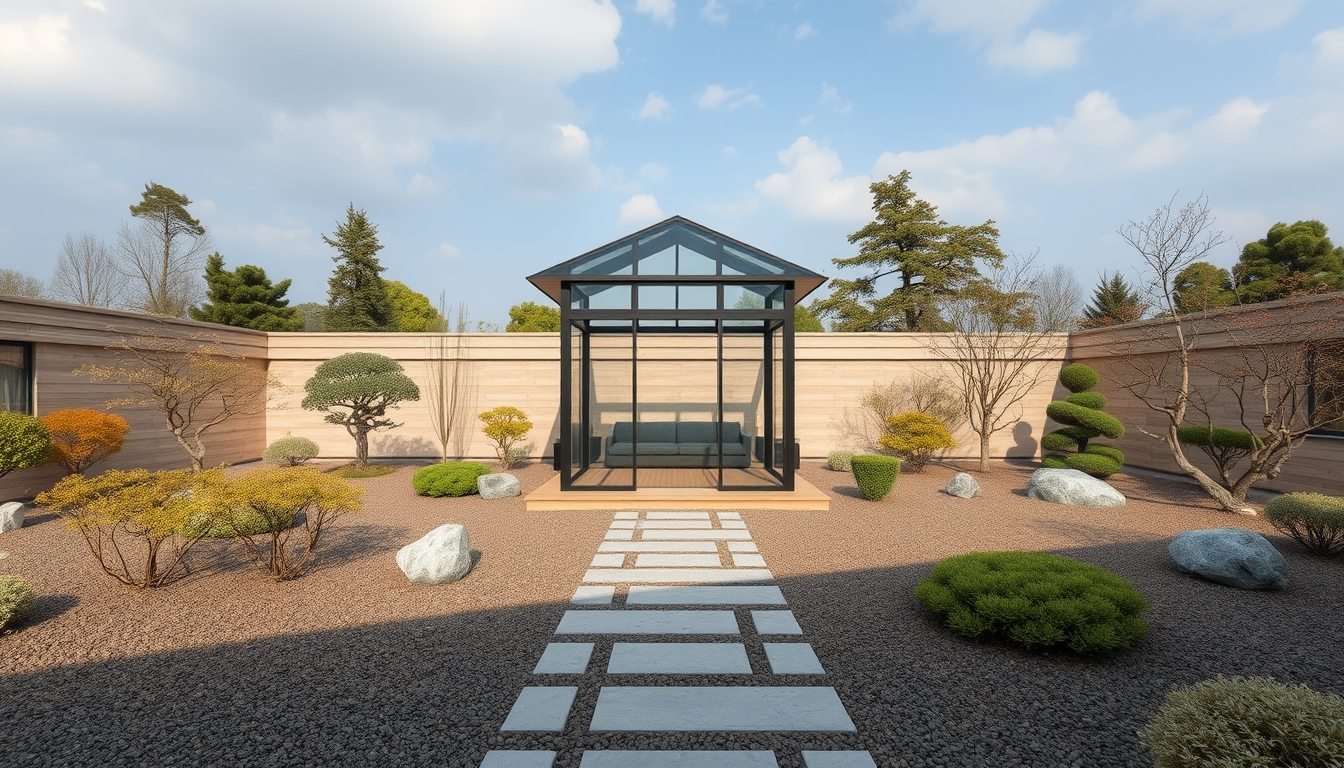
[0,502,26,533]
[1026,468,1126,507]
[943,473,981,498]
[1169,528,1288,590]
[397,523,473,584]
[478,473,521,500]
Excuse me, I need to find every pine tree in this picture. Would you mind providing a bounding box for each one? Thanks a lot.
[322,205,391,332]
[122,182,210,317]
[1234,220,1344,303]
[1080,272,1144,328]
[191,253,304,331]
[1172,261,1235,314]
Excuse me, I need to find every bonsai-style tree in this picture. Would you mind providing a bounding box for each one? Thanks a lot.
[41,409,130,475]
[878,411,957,473]
[0,412,50,480]
[1041,363,1125,477]
[478,406,532,469]
[1175,426,1261,488]
[301,352,420,467]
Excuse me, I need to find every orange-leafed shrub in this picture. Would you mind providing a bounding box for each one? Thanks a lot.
[41,409,130,475]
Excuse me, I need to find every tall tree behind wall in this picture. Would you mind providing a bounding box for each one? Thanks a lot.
[1234,220,1344,303]
[51,234,127,308]
[322,205,392,332]
[118,182,210,317]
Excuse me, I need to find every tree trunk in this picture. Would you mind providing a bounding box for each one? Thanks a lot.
[978,432,990,473]
[1163,427,1253,514]
[355,428,370,468]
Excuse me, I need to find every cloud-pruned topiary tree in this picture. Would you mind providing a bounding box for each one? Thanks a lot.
[1041,363,1125,477]
[301,353,420,467]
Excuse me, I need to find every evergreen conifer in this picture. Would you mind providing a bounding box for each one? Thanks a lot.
[1080,272,1144,328]
[322,205,391,332]
[191,254,304,331]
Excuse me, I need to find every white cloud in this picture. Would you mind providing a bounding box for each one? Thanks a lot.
[755,137,873,222]
[894,0,1083,73]
[0,13,71,56]
[502,123,603,199]
[639,162,669,182]
[638,92,672,120]
[1131,0,1301,35]
[985,29,1084,73]
[794,21,816,41]
[438,243,463,259]
[722,146,738,159]
[619,193,665,224]
[819,83,852,115]
[696,84,761,109]
[83,2,106,12]
[1312,27,1344,80]
[701,0,728,24]
[635,0,677,28]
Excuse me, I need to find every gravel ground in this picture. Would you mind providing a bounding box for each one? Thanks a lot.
[1,460,1341,767]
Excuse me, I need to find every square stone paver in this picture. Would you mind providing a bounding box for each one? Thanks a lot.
[591,553,626,567]
[719,520,748,529]
[751,610,803,635]
[716,512,742,520]
[637,530,753,540]
[614,512,638,519]
[584,568,772,584]
[646,512,711,519]
[590,686,856,731]
[570,585,615,605]
[731,554,767,567]
[607,642,752,674]
[579,752,777,767]
[599,541,719,553]
[639,520,714,529]
[500,687,578,731]
[763,643,825,674]
[625,586,787,605]
[610,520,637,529]
[533,643,595,674]
[604,529,634,541]
[727,541,758,553]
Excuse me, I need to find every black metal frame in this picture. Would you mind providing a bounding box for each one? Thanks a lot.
[0,340,34,415]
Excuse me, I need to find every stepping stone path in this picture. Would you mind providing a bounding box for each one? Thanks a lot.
[481,510,874,768]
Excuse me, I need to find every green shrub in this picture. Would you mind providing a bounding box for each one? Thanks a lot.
[0,576,35,631]
[1042,362,1124,477]
[413,462,492,497]
[851,455,900,500]
[914,551,1148,654]
[1141,676,1344,767]
[827,450,854,472]
[1177,426,1263,481]
[263,435,320,466]
[1058,362,1100,392]
[1264,493,1344,557]
[479,406,533,469]
[0,412,50,479]
[878,412,957,473]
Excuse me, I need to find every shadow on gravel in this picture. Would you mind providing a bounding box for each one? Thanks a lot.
[2,538,1341,768]
[24,593,79,625]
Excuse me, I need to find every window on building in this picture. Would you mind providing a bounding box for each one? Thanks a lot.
[1309,339,1344,437]
[0,342,33,414]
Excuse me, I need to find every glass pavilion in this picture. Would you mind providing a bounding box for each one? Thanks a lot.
[528,217,826,492]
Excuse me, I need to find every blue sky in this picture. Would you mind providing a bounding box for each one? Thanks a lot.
[2,0,1342,324]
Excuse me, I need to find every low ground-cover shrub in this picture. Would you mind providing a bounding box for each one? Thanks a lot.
[878,411,957,473]
[915,551,1148,654]
[263,435,320,466]
[0,575,35,631]
[827,450,854,472]
[413,462,492,497]
[1141,676,1344,767]
[0,412,50,479]
[41,409,129,475]
[1265,492,1344,557]
[851,455,899,500]
[331,465,397,479]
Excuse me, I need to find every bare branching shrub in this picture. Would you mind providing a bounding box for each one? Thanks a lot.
[51,233,127,308]
[835,375,964,452]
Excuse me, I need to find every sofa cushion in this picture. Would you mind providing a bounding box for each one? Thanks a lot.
[640,422,678,443]
[676,421,743,443]
[608,442,680,456]
[678,442,747,456]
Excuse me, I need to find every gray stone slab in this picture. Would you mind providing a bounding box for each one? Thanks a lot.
[763,643,825,674]
[727,541,758,553]
[716,512,742,520]
[533,643,594,674]
[590,686,856,732]
[646,512,711,519]
[605,529,634,540]
[591,553,626,567]
[635,553,722,567]
[556,610,739,635]
[719,520,748,529]
[610,520,637,529]
[579,752,778,767]
[801,752,877,768]
[599,541,719,553]
[480,751,557,768]
[614,511,639,519]
[571,585,615,605]
[732,554,767,567]
[752,610,802,635]
[608,642,752,674]
[640,520,713,529]
[626,586,787,605]
[639,530,753,540]
[585,568,772,584]
[500,687,578,731]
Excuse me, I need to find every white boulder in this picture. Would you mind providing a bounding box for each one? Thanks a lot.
[1169,528,1287,590]
[943,473,981,499]
[0,502,26,533]
[397,523,473,584]
[1027,468,1125,508]
[478,473,521,500]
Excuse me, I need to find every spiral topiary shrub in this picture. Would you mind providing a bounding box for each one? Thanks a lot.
[851,455,900,500]
[914,551,1148,654]
[1264,492,1344,557]
[263,435,321,467]
[413,462,493,497]
[0,575,35,631]
[1042,363,1124,477]
[827,450,854,472]
[878,411,957,473]
[1141,676,1344,768]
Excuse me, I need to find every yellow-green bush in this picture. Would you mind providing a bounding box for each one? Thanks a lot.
[0,575,35,631]
[878,411,957,472]
[0,412,50,479]
[851,455,900,500]
[1265,492,1344,557]
[479,406,532,469]
[413,462,492,497]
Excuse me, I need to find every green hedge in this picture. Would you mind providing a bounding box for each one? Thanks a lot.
[1045,400,1124,440]
[0,575,35,631]
[850,455,900,500]
[1142,676,1344,767]
[413,462,493,497]
[1265,492,1344,557]
[914,551,1148,654]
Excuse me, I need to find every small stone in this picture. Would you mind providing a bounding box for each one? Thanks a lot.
[396,523,473,584]
[478,473,521,500]
[1026,468,1125,507]
[0,502,26,533]
[943,473,980,498]
[1169,528,1288,590]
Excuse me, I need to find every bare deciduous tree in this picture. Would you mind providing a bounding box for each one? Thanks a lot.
[117,183,211,317]
[51,233,127,307]
[1033,263,1083,332]
[0,268,45,298]
[425,299,476,461]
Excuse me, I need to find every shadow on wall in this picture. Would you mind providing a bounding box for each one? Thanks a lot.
[2,537,1341,766]
[1010,421,1038,458]
[371,434,441,458]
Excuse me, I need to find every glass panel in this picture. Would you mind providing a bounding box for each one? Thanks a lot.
[773,323,786,472]
[679,285,717,309]
[637,243,677,275]
[572,284,632,310]
[677,232,718,275]
[639,285,677,309]
[724,284,783,310]
[721,331,780,488]
[722,243,785,275]
[639,331,717,488]
[568,322,585,482]
[575,325,634,488]
[569,243,633,276]
[0,343,30,414]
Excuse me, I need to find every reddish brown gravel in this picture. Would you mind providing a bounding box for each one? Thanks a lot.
[1,460,1341,767]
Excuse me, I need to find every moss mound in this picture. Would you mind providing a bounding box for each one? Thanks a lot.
[413,462,492,497]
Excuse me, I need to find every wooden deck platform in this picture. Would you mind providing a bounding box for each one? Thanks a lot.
[524,473,831,511]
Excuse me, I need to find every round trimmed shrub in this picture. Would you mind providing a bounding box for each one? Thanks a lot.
[413,462,492,497]
[878,412,957,473]
[1142,676,1344,767]
[1058,362,1100,392]
[0,575,35,631]
[263,435,320,467]
[914,551,1148,654]
[851,455,899,500]
[827,450,854,472]
[1265,492,1344,557]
